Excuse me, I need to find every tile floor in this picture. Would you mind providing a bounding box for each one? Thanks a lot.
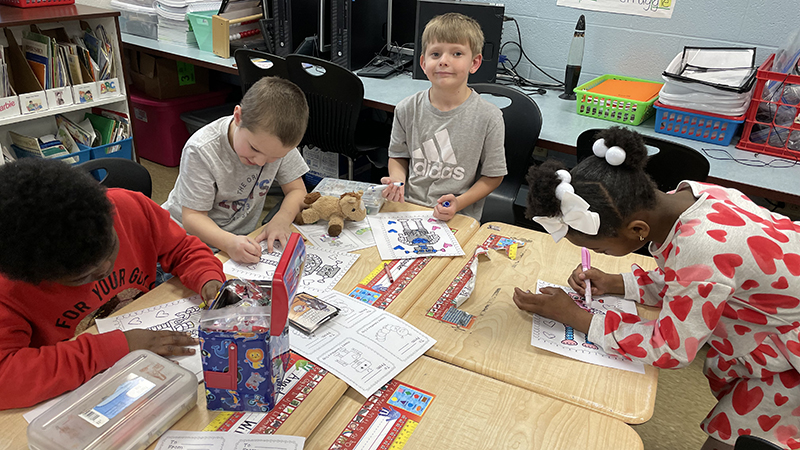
[140,158,720,450]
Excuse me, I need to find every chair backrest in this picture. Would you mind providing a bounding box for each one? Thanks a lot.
[234,49,289,96]
[285,53,364,159]
[734,435,784,450]
[471,83,542,224]
[76,158,152,198]
[576,128,710,192]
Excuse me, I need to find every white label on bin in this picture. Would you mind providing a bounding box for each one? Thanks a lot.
[134,107,148,123]
[78,375,156,428]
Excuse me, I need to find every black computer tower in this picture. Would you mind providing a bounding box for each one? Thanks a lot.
[271,0,318,56]
[330,0,389,70]
[413,0,504,83]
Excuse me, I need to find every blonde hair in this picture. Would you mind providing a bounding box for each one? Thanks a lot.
[421,12,484,57]
[239,77,309,147]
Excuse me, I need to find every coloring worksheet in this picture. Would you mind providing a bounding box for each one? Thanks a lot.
[223,242,359,295]
[530,281,645,374]
[154,431,304,450]
[294,218,375,252]
[96,296,204,380]
[367,211,464,260]
[290,290,435,398]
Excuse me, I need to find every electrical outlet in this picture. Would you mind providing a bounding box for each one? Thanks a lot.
[533,147,548,159]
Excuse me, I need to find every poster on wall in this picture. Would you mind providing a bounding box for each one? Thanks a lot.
[556,0,676,19]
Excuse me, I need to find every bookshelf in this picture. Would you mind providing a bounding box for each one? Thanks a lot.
[0,4,132,158]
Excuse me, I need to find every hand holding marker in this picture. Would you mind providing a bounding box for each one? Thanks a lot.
[368,182,404,191]
[581,247,592,307]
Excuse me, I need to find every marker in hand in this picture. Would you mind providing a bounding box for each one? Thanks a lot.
[581,247,592,307]
[442,201,451,208]
[368,182,404,191]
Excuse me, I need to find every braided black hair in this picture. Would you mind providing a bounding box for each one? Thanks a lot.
[0,158,115,284]
[526,126,657,238]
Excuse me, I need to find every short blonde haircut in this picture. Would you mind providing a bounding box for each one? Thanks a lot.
[421,12,484,57]
[239,77,309,147]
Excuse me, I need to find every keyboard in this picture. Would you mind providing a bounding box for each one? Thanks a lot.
[357,55,413,79]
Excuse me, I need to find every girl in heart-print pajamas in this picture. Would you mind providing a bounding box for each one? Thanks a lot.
[514,126,800,450]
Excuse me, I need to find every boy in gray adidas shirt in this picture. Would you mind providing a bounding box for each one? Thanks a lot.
[382,13,506,221]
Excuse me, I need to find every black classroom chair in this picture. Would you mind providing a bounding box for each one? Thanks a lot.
[470,83,542,225]
[234,49,289,96]
[76,157,152,198]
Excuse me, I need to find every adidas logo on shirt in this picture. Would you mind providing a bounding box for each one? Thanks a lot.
[411,129,466,181]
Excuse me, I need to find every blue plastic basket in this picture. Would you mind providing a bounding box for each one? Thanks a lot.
[653,101,744,146]
[77,137,134,161]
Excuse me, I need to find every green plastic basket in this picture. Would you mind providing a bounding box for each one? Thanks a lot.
[187,10,215,53]
[573,74,663,126]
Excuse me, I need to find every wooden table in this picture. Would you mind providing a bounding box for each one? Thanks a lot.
[400,221,661,424]
[305,356,644,450]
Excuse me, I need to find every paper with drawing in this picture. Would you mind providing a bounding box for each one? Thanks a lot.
[530,280,645,374]
[223,241,359,294]
[290,290,435,398]
[96,296,204,380]
[367,211,464,260]
[294,218,375,252]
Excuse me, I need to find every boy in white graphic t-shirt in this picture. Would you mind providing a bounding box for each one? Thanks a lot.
[162,77,309,264]
[382,13,506,221]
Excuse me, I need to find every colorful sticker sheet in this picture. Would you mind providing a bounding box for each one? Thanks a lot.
[327,379,435,450]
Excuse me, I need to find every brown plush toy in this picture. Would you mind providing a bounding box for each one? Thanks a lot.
[294,191,367,236]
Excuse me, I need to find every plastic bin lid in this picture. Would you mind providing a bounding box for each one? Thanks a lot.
[179,102,237,128]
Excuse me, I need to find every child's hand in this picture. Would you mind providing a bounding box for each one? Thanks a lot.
[256,218,291,253]
[225,235,262,264]
[513,287,592,334]
[201,279,223,304]
[433,194,457,221]
[568,264,624,297]
[123,329,198,356]
[380,177,405,202]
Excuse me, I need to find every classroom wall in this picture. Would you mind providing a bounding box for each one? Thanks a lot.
[500,0,800,86]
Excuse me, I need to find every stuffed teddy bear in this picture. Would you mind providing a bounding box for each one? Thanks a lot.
[294,191,366,236]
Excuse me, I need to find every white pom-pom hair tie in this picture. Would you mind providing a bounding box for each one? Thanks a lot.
[532,168,600,242]
[592,138,626,166]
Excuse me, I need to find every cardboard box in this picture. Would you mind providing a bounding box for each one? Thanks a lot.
[128,50,209,100]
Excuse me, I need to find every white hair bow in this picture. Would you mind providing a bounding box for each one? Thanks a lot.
[532,170,600,242]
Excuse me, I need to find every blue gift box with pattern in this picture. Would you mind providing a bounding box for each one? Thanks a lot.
[200,234,305,412]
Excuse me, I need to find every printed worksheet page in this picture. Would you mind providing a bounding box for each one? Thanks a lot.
[290,290,435,398]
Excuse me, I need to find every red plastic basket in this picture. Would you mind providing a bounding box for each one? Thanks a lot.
[0,0,74,7]
[736,54,800,159]
[653,101,744,146]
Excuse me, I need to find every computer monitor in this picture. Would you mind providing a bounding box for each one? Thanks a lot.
[413,0,505,83]
[387,0,418,55]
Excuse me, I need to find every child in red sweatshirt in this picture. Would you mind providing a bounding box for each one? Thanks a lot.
[0,158,226,410]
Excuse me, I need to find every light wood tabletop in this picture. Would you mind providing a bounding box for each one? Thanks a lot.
[400,221,661,424]
[305,355,644,450]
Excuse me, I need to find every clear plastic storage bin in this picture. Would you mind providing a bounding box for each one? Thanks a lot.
[27,350,197,450]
